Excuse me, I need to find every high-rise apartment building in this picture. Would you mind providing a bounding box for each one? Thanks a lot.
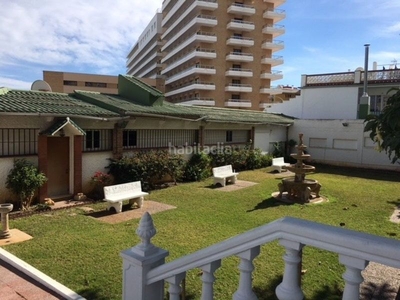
[127,0,286,110]
[126,13,165,92]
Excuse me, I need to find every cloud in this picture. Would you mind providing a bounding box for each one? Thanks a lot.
[0,77,32,90]
[0,0,161,75]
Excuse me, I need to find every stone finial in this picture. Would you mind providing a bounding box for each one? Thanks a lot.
[133,212,157,256]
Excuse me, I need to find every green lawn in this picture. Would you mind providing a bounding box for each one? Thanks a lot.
[4,164,400,300]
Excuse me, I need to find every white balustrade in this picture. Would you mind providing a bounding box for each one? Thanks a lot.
[166,272,186,300]
[275,240,304,300]
[121,214,400,300]
[339,255,368,300]
[233,246,260,300]
[200,260,221,300]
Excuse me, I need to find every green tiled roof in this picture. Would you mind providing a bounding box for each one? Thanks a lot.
[74,90,294,125]
[120,75,163,97]
[0,88,119,117]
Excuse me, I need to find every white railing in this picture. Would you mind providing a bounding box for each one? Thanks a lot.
[121,213,400,300]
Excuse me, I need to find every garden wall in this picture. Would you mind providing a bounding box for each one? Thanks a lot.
[290,119,400,171]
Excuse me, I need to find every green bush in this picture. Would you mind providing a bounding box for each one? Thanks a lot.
[6,159,47,210]
[107,150,185,191]
[183,151,212,181]
[209,147,272,171]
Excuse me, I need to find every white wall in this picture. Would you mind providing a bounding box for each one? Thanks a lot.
[290,119,400,171]
[0,156,38,203]
[267,87,359,119]
[82,152,113,194]
[254,125,288,154]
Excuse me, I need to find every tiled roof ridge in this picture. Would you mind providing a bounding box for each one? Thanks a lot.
[74,90,101,95]
[121,75,163,96]
[8,88,68,96]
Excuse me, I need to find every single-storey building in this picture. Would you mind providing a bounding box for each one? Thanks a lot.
[0,75,294,202]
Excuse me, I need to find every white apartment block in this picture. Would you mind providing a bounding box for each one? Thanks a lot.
[126,0,286,110]
[126,12,165,92]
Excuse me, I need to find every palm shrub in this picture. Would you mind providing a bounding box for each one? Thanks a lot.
[6,159,47,210]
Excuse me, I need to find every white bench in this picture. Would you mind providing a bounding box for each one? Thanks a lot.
[271,157,291,173]
[212,165,239,187]
[103,181,148,213]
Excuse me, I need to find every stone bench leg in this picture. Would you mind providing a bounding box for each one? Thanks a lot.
[107,201,123,213]
[129,197,144,208]
[214,178,226,187]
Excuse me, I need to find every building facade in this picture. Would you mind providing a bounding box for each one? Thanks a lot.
[126,0,286,110]
[43,71,157,94]
[265,65,400,119]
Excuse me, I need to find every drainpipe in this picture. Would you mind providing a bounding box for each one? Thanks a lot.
[358,44,371,119]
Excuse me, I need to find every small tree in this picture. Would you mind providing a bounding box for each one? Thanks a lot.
[364,88,400,164]
[6,159,48,210]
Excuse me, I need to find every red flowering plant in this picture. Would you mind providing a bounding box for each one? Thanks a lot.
[90,171,113,200]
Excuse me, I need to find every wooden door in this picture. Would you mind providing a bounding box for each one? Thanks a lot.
[47,137,70,197]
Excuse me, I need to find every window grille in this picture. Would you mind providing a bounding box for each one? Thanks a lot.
[204,130,249,145]
[124,129,197,149]
[63,80,77,86]
[83,129,112,152]
[0,129,39,157]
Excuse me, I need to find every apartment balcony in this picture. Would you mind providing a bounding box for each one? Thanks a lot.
[226,36,254,47]
[161,31,217,63]
[264,0,286,7]
[127,40,163,69]
[226,19,255,32]
[260,86,283,95]
[162,14,217,42]
[227,3,256,16]
[225,83,252,93]
[262,24,286,37]
[161,48,216,75]
[127,52,162,77]
[177,98,215,106]
[261,55,284,66]
[164,81,215,97]
[225,68,253,77]
[226,52,253,62]
[165,65,216,85]
[225,99,252,108]
[262,39,284,52]
[263,8,286,22]
[260,70,283,81]
[162,0,218,27]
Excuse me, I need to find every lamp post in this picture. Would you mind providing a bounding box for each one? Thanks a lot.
[358,44,371,119]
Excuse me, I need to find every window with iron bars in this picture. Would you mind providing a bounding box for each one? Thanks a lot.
[0,129,39,157]
[204,130,250,145]
[123,129,198,149]
[83,129,113,152]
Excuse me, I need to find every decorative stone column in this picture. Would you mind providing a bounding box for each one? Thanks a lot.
[120,212,168,300]
[0,203,13,239]
[275,239,305,300]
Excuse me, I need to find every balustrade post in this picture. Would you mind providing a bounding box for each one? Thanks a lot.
[166,272,186,300]
[233,246,260,300]
[200,260,221,300]
[275,239,304,300]
[339,255,368,300]
[120,212,169,300]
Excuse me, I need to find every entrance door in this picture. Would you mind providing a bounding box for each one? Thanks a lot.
[47,137,70,197]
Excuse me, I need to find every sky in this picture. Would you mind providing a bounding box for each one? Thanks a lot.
[0,0,399,90]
